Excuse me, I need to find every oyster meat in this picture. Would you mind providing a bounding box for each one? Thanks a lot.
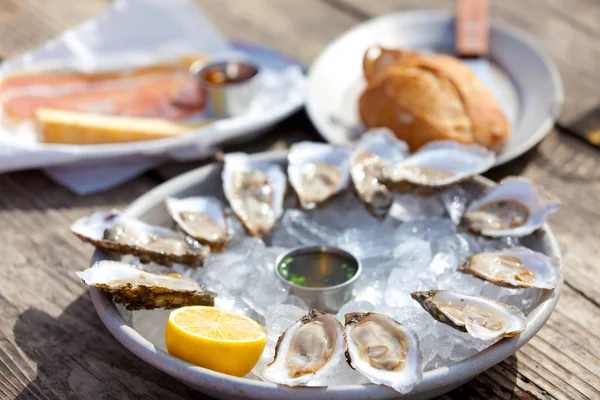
[71,210,209,267]
[411,290,527,340]
[166,196,229,251]
[223,153,286,239]
[77,260,215,310]
[350,129,409,215]
[382,141,495,187]
[288,142,350,209]
[344,312,422,394]
[463,177,560,237]
[458,247,561,289]
[263,309,345,386]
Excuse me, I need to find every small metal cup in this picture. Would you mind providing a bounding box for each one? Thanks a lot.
[275,246,362,313]
[191,60,260,118]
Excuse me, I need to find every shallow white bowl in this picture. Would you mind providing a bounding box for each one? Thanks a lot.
[88,150,561,400]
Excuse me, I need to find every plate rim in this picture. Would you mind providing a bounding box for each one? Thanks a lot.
[87,150,562,400]
[305,9,564,166]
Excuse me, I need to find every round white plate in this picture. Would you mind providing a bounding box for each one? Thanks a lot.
[306,10,563,165]
[87,150,561,400]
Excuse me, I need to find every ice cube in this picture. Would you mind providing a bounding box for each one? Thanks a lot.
[389,193,445,222]
[335,226,398,260]
[263,303,306,339]
[336,300,376,323]
[352,262,391,307]
[279,209,340,246]
[131,309,171,351]
[283,295,309,311]
[438,186,469,224]
[429,252,458,275]
[307,361,370,387]
[385,268,437,307]
[392,237,432,270]
[435,269,484,295]
[395,218,457,241]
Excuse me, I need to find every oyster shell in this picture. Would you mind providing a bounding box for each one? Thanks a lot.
[344,312,422,394]
[263,309,345,386]
[411,290,527,340]
[463,177,560,237]
[222,153,286,238]
[71,210,209,267]
[166,196,229,251]
[350,129,409,215]
[288,142,350,209]
[77,260,215,310]
[382,141,495,187]
[458,247,561,289]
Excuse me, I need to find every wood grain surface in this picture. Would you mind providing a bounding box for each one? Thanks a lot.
[0,0,599,399]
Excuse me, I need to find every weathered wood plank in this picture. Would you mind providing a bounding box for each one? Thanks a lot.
[0,0,108,59]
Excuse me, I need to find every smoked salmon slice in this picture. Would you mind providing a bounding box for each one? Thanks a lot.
[0,55,206,124]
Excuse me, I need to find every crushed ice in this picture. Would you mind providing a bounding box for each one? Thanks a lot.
[129,189,544,384]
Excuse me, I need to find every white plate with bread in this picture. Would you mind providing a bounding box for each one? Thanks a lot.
[306,10,563,165]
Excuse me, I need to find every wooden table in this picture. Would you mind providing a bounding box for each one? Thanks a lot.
[1,1,599,399]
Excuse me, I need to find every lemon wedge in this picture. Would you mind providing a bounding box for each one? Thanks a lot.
[166,306,267,377]
[35,108,211,145]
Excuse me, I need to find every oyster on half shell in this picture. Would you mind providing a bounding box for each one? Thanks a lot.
[223,153,286,239]
[350,129,409,216]
[263,309,345,386]
[77,260,215,310]
[463,177,560,237]
[166,196,229,252]
[71,210,209,267]
[344,312,422,394]
[458,247,561,289]
[382,141,495,188]
[411,290,527,341]
[288,142,350,209]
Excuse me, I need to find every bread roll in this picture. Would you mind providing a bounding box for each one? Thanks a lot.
[358,47,509,151]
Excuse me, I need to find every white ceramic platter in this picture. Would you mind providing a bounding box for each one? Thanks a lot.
[86,150,561,400]
[306,10,563,165]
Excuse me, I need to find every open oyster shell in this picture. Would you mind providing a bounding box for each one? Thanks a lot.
[71,210,209,267]
[166,196,229,252]
[382,141,495,187]
[350,129,409,216]
[344,312,422,394]
[77,260,215,310]
[463,177,560,237]
[263,309,345,386]
[458,247,562,289]
[222,153,286,239]
[288,142,350,209]
[411,290,527,340]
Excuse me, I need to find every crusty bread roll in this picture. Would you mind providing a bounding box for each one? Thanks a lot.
[359,47,509,151]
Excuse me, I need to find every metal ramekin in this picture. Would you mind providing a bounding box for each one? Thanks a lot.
[275,246,362,313]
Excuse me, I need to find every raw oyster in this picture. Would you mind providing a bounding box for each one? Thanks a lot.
[71,210,209,267]
[263,309,345,386]
[411,290,527,340]
[458,247,561,289]
[350,129,409,216]
[223,153,286,238]
[288,142,350,209]
[166,196,229,251]
[382,141,495,187]
[344,312,422,394]
[77,260,215,310]
[463,177,560,237]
